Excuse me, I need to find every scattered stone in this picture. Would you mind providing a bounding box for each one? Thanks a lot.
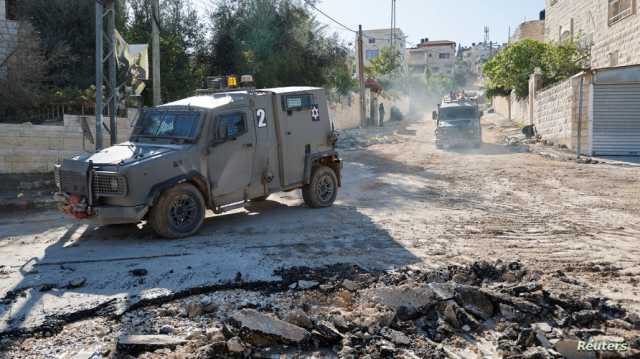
[158,325,175,335]
[315,321,343,343]
[200,296,217,313]
[530,322,551,333]
[228,309,310,346]
[117,335,186,354]
[226,337,245,353]
[572,310,599,325]
[454,285,495,320]
[66,277,86,289]
[365,284,438,311]
[427,282,456,301]
[296,280,320,290]
[342,279,359,291]
[129,268,148,277]
[379,329,409,347]
[285,309,313,330]
[186,300,204,318]
[554,339,597,359]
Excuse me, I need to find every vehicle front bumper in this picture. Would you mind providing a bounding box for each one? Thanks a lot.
[54,192,148,225]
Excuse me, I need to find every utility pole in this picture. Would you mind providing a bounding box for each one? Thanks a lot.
[107,0,117,146]
[95,1,104,150]
[95,0,118,150]
[357,25,366,128]
[152,0,162,106]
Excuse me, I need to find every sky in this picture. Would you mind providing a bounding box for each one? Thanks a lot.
[193,0,545,48]
[312,0,545,47]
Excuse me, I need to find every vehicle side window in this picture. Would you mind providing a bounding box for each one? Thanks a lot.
[216,112,247,140]
[284,94,314,111]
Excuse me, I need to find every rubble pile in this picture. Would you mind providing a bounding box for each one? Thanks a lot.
[337,127,404,150]
[3,261,639,358]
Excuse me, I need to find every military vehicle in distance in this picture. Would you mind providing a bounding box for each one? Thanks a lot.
[432,95,483,149]
[54,80,341,238]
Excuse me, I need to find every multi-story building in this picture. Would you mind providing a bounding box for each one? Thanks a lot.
[544,0,640,69]
[357,28,406,70]
[458,42,497,75]
[530,0,640,156]
[406,39,456,76]
[0,0,18,78]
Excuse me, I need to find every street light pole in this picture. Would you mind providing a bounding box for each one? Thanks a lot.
[95,0,104,150]
[357,25,366,128]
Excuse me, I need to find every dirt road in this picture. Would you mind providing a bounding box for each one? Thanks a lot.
[1,114,639,357]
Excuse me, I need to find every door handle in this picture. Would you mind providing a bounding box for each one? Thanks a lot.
[243,143,254,148]
[286,131,292,135]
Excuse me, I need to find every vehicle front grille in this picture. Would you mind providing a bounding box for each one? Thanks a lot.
[92,172,128,197]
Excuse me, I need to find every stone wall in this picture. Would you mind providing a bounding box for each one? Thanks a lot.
[329,94,361,130]
[532,73,591,152]
[492,94,529,124]
[0,111,137,174]
[544,0,640,69]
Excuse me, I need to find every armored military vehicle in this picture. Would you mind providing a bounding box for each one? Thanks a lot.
[54,83,341,238]
[432,96,483,149]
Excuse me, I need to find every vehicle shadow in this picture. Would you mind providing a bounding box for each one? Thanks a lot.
[0,198,420,334]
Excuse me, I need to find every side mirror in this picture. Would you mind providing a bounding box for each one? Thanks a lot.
[479,111,484,117]
[432,111,438,121]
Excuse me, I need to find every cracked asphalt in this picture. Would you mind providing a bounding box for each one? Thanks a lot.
[1,113,639,337]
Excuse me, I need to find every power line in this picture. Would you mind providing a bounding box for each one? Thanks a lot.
[303,0,357,33]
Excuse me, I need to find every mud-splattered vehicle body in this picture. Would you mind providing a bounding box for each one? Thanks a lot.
[54,86,341,238]
[433,99,483,149]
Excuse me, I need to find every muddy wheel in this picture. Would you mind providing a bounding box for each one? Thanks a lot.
[251,195,270,202]
[149,183,205,239]
[302,166,338,208]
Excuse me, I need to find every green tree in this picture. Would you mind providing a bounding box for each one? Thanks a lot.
[483,39,584,99]
[125,0,207,104]
[206,0,351,90]
[365,47,402,78]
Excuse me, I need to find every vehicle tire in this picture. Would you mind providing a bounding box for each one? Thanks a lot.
[251,195,270,202]
[302,166,338,208]
[149,183,206,239]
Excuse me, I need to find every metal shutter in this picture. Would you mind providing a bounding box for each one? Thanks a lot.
[592,83,640,156]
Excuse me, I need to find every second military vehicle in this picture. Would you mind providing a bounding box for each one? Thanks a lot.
[54,82,341,238]
[432,96,483,149]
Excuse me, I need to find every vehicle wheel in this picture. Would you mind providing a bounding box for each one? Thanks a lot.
[149,183,205,239]
[251,195,270,202]
[302,166,338,208]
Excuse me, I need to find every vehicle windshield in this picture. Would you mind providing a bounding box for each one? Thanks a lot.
[440,107,476,121]
[132,110,202,142]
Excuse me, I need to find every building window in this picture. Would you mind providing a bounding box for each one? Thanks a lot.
[608,0,635,25]
[368,38,376,44]
[5,0,18,21]
[366,49,379,60]
[439,53,450,59]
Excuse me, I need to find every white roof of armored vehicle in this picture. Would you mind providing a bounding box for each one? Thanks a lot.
[159,86,323,110]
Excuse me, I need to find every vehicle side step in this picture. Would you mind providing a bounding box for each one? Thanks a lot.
[215,201,247,214]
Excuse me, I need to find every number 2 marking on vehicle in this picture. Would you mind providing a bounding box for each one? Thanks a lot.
[256,108,267,128]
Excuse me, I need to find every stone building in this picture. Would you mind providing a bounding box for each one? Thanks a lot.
[544,0,640,69]
[0,0,18,78]
[357,28,406,70]
[406,39,456,76]
[527,0,640,156]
